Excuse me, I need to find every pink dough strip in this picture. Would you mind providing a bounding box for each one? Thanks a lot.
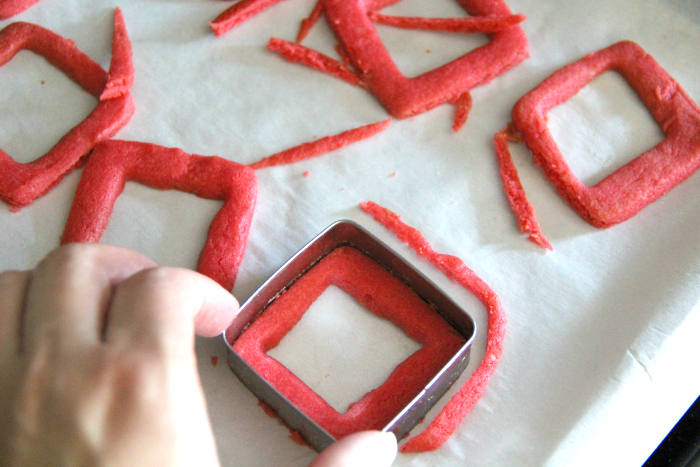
[210,0,289,36]
[100,8,135,101]
[296,0,325,42]
[494,129,552,250]
[360,201,506,452]
[248,119,390,170]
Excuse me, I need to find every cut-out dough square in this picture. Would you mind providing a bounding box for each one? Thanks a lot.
[61,140,258,291]
[319,0,529,120]
[0,9,135,209]
[510,40,700,229]
[267,284,422,414]
[233,246,465,439]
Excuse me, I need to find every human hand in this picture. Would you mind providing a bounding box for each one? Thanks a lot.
[0,244,397,467]
[0,243,238,466]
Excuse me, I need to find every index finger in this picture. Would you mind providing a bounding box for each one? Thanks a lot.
[104,267,239,358]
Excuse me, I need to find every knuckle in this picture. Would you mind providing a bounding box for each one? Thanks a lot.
[0,270,29,288]
[37,244,99,275]
[125,267,199,302]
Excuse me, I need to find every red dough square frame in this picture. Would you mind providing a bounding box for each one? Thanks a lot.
[0,14,135,209]
[231,245,467,440]
[512,41,700,228]
[61,140,257,291]
[323,0,529,119]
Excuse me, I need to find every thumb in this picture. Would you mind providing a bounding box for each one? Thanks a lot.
[308,431,397,467]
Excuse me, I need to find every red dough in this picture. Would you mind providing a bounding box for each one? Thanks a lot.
[233,246,466,440]
[360,201,505,452]
[498,41,700,243]
[212,0,528,131]
[274,0,528,130]
[61,140,257,291]
[248,119,390,170]
[0,0,41,19]
[0,9,135,209]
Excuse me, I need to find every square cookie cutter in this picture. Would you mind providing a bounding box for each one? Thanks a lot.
[222,220,476,452]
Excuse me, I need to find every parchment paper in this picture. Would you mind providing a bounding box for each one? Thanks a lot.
[1,0,700,466]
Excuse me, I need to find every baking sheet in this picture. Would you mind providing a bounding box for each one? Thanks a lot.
[2,0,700,466]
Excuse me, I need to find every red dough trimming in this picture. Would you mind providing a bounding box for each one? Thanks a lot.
[0,9,135,210]
[209,0,287,37]
[494,128,552,250]
[211,0,528,131]
[0,0,41,19]
[497,41,700,246]
[233,246,466,440]
[61,140,257,291]
[360,200,505,453]
[267,37,363,87]
[100,8,135,101]
[452,91,473,133]
[248,119,390,170]
[258,401,312,448]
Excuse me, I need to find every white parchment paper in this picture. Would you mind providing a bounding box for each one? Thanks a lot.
[1,1,700,466]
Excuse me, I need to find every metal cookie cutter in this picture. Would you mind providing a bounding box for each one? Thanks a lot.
[222,220,476,452]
